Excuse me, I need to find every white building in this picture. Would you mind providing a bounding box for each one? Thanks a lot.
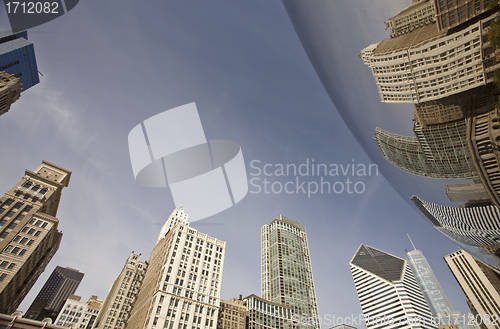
[125,206,226,329]
[350,245,437,329]
[55,295,102,329]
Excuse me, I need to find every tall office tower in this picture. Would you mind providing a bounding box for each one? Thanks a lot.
[244,294,294,329]
[411,196,500,270]
[0,160,71,315]
[0,71,21,116]
[350,245,437,329]
[126,206,226,329]
[374,121,476,179]
[92,252,148,329]
[261,215,319,329]
[405,249,469,329]
[54,294,102,328]
[444,250,500,329]
[25,266,84,321]
[217,297,245,329]
[0,30,40,92]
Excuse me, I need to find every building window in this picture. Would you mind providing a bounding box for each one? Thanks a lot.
[0,231,7,239]
[0,273,7,281]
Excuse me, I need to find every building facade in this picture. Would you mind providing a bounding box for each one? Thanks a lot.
[244,294,294,329]
[411,196,500,269]
[217,297,246,329]
[374,120,476,179]
[445,180,490,203]
[0,160,71,315]
[0,30,40,92]
[384,0,436,38]
[25,266,85,321]
[444,249,500,329]
[261,215,319,329]
[434,0,491,32]
[350,245,437,329]
[125,206,226,329]
[405,249,470,329]
[54,295,102,329]
[92,252,147,329]
[0,71,21,116]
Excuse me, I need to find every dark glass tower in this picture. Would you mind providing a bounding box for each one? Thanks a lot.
[25,266,84,321]
[0,30,40,92]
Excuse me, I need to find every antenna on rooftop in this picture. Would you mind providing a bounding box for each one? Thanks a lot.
[407,234,417,251]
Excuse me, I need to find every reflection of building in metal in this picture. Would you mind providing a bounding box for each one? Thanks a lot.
[361,13,500,104]
[244,294,294,329]
[444,249,500,329]
[468,108,500,208]
[92,252,147,329]
[374,120,476,178]
[261,215,319,329]
[446,179,490,202]
[411,196,500,269]
[385,0,436,38]
[405,249,470,329]
[434,0,491,32]
[25,267,84,322]
[0,71,21,116]
[349,245,437,329]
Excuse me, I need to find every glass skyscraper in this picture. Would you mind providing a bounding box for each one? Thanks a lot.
[0,30,40,92]
[405,249,470,329]
[261,215,319,329]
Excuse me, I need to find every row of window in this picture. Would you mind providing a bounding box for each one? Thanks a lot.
[0,260,15,270]
[3,245,27,256]
[22,181,48,194]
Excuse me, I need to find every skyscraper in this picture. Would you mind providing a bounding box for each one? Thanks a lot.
[261,215,319,329]
[0,160,71,315]
[444,250,500,329]
[25,266,84,321]
[92,252,147,329]
[0,71,21,116]
[126,206,226,329]
[0,30,40,92]
[405,249,469,329]
[349,245,437,329]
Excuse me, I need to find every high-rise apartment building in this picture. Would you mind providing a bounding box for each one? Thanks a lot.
[217,297,246,329]
[126,206,226,329]
[405,249,469,329]
[0,160,71,315]
[0,30,40,92]
[0,71,21,116]
[411,196,500,270]
[261,215,319,329]
[92,252,148,329]
[54,294,102,328]
[444,250,500,329]
[349,245,437,329]
[25,266,84,321]
[244,294,294,329]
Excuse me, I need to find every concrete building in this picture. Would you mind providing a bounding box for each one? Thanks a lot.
[405,249,470,329]
[0,160,71,315]
[261,215,319,329]
[445,180,490,203]
[411,196,500,269]
[0,71,21,116]
[444,249,500,329]
[92,252,147,329]
[374,120,476,179]
[25,266,84,321]
[434,0,492,32]
[0,30,40,92]
[361,12,500,104]
[350,245,437,329]
[217,297,245,329]
[385,0,436,38]
[54,295,102,329]
[244,294,294,329]
[125,206,226,329]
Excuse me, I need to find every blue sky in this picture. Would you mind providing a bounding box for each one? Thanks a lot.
[0,0,476,327]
